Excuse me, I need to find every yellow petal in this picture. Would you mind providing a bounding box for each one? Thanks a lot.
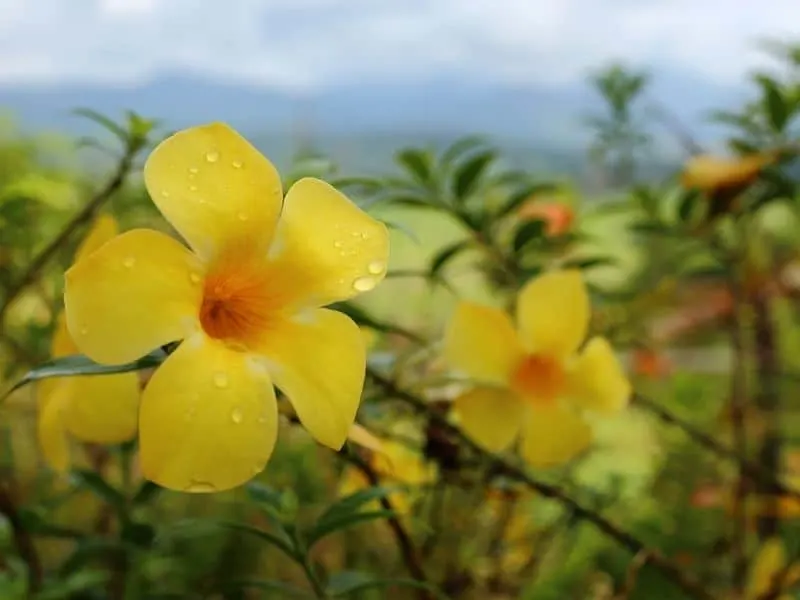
[74,214,119,263]
[347,423,385,455]
[138,334,278,493]
[51,311,78,358]
[453,386,524,453]
[520,405,592,468]
[266,178,390,307]
[254,308,365,450]
[568,337,631,413]
[64,229,205,364]
[445,302,524,385]
[516,270,590,359]
[63,373,140,444]
[681,153,771,192]
[748,537,787,598]
[37,385,71,473]
[144,122,283,260]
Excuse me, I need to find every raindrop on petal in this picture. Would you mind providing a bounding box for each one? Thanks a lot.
[205,151,219,163]
[122,257,136,268]
[353,277,376,292]
[231,407,243,424]
[367,260,385,275]
[185,480,217,493]
[213,372,229,389]
[232,160,243,169]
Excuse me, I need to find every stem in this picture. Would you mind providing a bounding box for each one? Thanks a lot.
[0,480,42,595]
[368,369,716,600]
[0,142,139,330]
[299,551,328,599]
[751,293,781,540]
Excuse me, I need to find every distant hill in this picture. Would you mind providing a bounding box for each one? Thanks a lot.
[0,69,750,180]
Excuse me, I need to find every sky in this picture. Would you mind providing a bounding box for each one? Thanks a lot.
[1,0,800,91]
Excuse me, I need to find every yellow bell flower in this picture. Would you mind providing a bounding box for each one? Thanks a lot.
[63,123,390,493]
[444,270,630,467]
[38,215,140,473]
[338,438,435,515]
[744,537,800,600]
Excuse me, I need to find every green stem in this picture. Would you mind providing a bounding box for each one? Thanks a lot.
[299,552,328,599]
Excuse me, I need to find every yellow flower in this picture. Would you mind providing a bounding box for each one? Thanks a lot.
[744,537,800,600]
[338,439,435,515]
[681,153,772,193]
[38,215,140,473]
[444,270,630,467]
[63,123,390,493]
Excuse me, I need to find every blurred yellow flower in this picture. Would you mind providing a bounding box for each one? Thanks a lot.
[744,537,800,600]
[681,153,772,193]
[444,270,630,467]
[338,438,435,515]
[63,123,390,493]
[38,215,140,473]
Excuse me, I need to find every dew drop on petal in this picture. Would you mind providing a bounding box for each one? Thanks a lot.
[79,327,88,336]
[185,480,217,493]
[232,160,243,169]
[188,167,199,175]
[160,190,170,198]
[122,257,136,268]
[205,151,219,163]
[353,277,377,292]
[213,372,229,389]
[333,240,344,249]
[367,260,385,275]
[231,407,243,424]
[251,464,262,475]
[237,212,248,221]
[189,185,198,192]
[257,414,268,424]
[189,272,202,284]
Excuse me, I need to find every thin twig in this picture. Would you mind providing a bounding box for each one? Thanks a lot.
[0,141,140,328]
[0,481,42,595]
[368,369,716,600]
[342,447,432,599]
[632,394,800,501]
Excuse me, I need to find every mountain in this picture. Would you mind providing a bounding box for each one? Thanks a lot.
[0,70,751,177]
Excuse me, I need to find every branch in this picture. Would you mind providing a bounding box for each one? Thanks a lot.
[0,481,42,595]
[631,394,800,501]
[367,368,716,600]
[0,141,141,327]
[341,447,433,599]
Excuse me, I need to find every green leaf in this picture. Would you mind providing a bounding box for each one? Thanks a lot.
[755,73,789,132]
[512,220,547,254]
[2,350,165,400]
[429,240,472,277]
[452,151,495,201]
[71,470,126,512]
[316,485,400,527]
[382,219,421,244]
[229,579,312,598]
[325,571,449,599]
[217,521,297,559]
[395,148,434,186]
[677,190,701,224]
[306,509,398,547]
[72,108,128,142]
[439,135,488,169]
[246,482,284,513]
[131,481,161,506]
[562,257,616,270]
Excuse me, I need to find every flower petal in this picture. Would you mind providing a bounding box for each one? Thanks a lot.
[568,337,631,413]
[74,214,119,263]
[520,405,591,468]
[37,385,70,473]
[139,334,278,493]
[51,311,78,358]
[144,122,283,260]
[64,229,205,364]
[266,178,390,307]
[516,270,590,359]
[444,302,523,385]
[254,308,365,450]
[63,373,140,444]
[454,386,524,453]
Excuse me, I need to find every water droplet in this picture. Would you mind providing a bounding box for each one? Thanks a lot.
[360,231,369,240]
[189,272,201,284]
[189,184,198,192]
[237,212,248,221]
[185,480,217,493]
[257,414,268,424]
[251,464,262,475]
[232,160,243,169]
[122,257,136,268]
[160,190,170,198]
[333,241,344,249]
[231,407,243,424]
[79,327,88,335]
[205,151,219,163]
[188,167,199,174]
[367,260,385,275]
[353,277,377,292]
[213,372,229,388]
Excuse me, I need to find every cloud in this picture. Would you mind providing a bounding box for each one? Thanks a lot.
[1,0,798,89]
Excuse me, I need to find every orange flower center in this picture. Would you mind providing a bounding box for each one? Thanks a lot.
[510,353,565,405]
[199,260,282,348]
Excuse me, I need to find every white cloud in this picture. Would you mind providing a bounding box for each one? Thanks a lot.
[1,0,798,89]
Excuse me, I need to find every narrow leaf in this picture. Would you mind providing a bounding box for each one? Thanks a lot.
[513,220,547,254]
[429,240,472,276]
[452,151,495,201]
[72,108,128,142]
[316,485,400,526]
[72,470,126,512]
[396,149,434,186]
[326,571,449,599]
[496,183,557,217]
[229,580,312,598]
[307,510,398,547]
[439,135,488,169]
[218,521,297,559]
